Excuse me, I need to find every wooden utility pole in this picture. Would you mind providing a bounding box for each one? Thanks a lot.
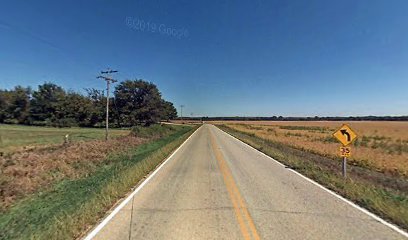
[180,105,184,122]
[97,69,118,140]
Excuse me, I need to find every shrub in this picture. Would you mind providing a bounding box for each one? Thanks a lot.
[131,124,177,138]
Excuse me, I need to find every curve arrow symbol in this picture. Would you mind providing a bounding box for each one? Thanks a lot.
[340,129,351,141]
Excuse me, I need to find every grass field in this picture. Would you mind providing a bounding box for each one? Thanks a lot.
[213,121,408,177]
[0,124,130,154]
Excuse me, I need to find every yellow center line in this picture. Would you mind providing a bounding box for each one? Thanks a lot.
[210,132,261,240]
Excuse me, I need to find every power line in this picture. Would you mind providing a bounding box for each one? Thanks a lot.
[97,68,118,140]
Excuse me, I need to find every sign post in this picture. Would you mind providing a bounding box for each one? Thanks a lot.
[333,124,357,178]
[342,157,347,178]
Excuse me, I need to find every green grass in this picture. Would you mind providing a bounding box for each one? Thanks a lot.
[131,124,180,138]
[0,124,129,153]
[0,124,196,239]
[217,124,408,232]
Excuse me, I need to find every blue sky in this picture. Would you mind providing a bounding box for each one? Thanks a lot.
[1,0,407,117]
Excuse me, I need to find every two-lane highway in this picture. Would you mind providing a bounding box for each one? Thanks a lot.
[87,124,406,239]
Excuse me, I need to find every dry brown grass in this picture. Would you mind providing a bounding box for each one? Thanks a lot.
[0,136,145,209]
[214,121,408,177]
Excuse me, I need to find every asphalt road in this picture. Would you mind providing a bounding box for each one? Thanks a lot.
[88,124,406,240]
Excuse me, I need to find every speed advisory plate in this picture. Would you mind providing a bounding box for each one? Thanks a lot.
[339,146,351,157]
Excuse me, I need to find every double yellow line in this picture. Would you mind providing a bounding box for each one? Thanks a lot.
[210,132,261,240]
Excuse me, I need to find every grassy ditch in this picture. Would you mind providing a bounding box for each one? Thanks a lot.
[0,124,197,239]
[217,124,408,231]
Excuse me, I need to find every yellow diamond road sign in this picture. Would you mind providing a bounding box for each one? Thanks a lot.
[333,124,357,146]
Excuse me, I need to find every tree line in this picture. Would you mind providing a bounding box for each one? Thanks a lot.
[197,116,408,121]
[0,79,177,127]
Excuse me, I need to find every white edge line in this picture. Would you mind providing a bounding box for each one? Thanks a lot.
[83,126,201,240]
[215,125,408,238]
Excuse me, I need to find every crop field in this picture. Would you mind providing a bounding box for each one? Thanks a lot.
[0,124,130,154]
[214,121,408,177]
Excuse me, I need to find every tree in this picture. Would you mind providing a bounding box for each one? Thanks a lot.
[0,86,31,124]
[0,89,11,123]
[85,88,106,127]
[114,80,164,126]
[57,91,94,127]
[30,83,66,125]
[160,100,177,121]
[10,86,31,124]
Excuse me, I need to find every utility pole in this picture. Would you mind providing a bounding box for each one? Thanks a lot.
[180,105,184,122]
[97,69,118,140]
